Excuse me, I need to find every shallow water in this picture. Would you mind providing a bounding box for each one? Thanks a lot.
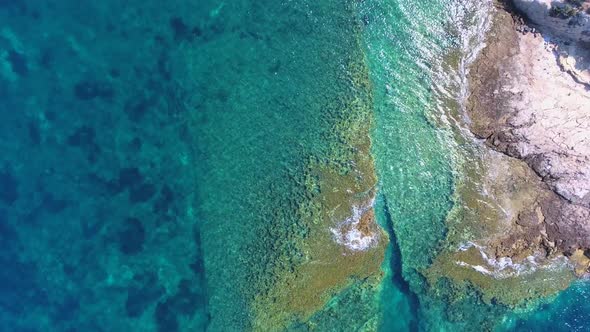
[1,0,589,331]
[361,0,590,330]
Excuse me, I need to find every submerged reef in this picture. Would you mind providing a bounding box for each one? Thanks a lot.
[181,1,388,330]
[249,6,387,330]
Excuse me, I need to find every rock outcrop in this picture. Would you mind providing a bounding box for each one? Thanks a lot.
[513,0,590,86]
[512,0,590,43]
[467,1,590,258]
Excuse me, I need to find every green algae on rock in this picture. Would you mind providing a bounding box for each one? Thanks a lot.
[427,148,576,308]
[183,1,387,330]
[250,9,387,330]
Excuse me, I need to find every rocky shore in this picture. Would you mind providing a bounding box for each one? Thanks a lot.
[467,0,590,272]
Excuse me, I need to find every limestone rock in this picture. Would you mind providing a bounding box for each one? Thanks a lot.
[467,5,590,255]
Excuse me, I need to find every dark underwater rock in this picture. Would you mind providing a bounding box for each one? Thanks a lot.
[0,258,44,313]
[155,300,179,332]
[81,217,103,239]
[190,259,205,276]
[73,80,115,100]
[0,170,19,205]
[190,228,206,276]
[170,17,189,40]
[129,182,156,203]
[53,296,80,322]
[118,217,145,255]
[192,26,202,37]
[116,167,144,190]
[157,52,171,81]
[67,126,96,147]
[42,193,68,214]
[153,279,204,332]
[67,126,101,162]
[39,48,54,68]
[153,185,174,215]
[168,279,204,316]
[27,121,41,145]
[125,272,164,317]
[0,209,15,250]
[7,49,28,76]
[124,98,152,122]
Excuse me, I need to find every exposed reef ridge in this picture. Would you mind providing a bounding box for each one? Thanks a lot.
[467,0,590,274]
[455,241,570,279]
[330,196,381,251]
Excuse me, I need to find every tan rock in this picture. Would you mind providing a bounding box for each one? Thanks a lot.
[569,249,590,276]
[467,3,590,253]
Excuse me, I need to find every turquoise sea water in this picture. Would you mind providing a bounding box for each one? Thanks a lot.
[362,0,502,330]
[1,0,590,331]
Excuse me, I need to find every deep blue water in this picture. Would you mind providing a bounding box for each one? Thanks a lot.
[0,1,208,330]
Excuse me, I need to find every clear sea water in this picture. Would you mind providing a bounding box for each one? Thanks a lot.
[0,0,589,331]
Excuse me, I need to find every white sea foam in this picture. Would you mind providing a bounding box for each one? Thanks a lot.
[330,197,379,251]
[456,241,571,279]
